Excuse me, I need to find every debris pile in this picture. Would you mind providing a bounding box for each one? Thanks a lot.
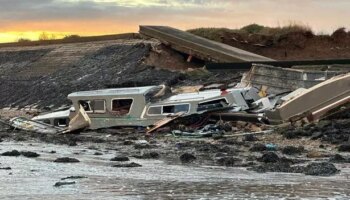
[0,25,349,178]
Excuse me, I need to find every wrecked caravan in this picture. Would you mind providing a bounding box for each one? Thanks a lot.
[32,108,71,127]
[66,85,256,129]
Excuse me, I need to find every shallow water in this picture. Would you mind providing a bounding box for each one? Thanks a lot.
[0,142,350,200]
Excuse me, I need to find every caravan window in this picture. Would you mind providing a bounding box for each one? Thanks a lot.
[112,99,133,116]
[54,118,69,127]
[163,104,190,114]
[79,100,106,113]
[197,98,228,112]
[148,104,190,115]
[79,100,92,112]
[91,100,106,113]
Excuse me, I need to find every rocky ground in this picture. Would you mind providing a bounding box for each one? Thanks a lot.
[0,107,349,199]
[1,115,349,177]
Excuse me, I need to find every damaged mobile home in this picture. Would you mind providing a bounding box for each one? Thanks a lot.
[25,64,349,134]
[32,85,260,131]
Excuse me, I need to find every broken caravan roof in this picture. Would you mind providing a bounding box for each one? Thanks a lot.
[68,86,159,98]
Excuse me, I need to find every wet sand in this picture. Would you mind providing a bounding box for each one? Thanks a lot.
[1,140,350,200]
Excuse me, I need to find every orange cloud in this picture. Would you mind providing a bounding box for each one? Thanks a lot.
[1,0,350,43]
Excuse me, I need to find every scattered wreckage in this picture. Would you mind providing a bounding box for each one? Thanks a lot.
[2,65,349,135]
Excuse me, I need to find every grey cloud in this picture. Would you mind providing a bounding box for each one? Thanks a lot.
[0,0,349,33]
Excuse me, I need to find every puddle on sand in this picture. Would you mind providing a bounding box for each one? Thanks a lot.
[0,142,350,200]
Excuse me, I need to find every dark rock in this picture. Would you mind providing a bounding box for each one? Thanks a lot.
[127,136,138,141]
[110,156,130,162]
[123,140,134,145]
[338,144,350,152]
[218,146,233,153]
[329,154,349,163]
[214,153,226,158]
[212,134,224,140]
[54,157,80,163]
[50,151,56,154]
[54,181,76,187]
[216,157,237,167]
[250,143,267,152]
[197,143,220,153]
[180,153,196,163]
[68,140,77,146]
[61,176,87,180]
[258,152,280,163]
[283,129,312,139]
[134,151,160,159]
[281,146,304,155]
[249,162,293,173]
[112,162,142,168]
[311,132,323,140]
[134,143,154,149]
[244,134,258,142]
[304,162,339,176]
[1,150,21,156]
[21,151,40,158]
[0,167,11,170]
[94,152,103,156]
[240,161,256,167]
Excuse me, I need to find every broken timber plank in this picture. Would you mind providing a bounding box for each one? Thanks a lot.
[139,26,274,63]
[146,112,185,134]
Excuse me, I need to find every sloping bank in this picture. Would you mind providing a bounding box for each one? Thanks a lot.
[0,41,189,109]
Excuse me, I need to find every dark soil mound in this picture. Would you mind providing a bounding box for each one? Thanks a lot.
[180,153,196,163]
[281,146,304,155]
[244,134,258,142]
[1,150,21,156]
[250,143,267,152]
[54,181,76,187]
[110,156,130,162]
[249,162,299,173]
[258,152,280,163]
[134,151,160,159]
[329,154,349,163]
[338,144,350,152]
[249,161,339,176]
[282,120,350,146]
[61,176,87,180]
[304,162,339,176]
[112,162,142,168]
[216,157,239,167]
[54,157,80,163]
[21,151,40,158]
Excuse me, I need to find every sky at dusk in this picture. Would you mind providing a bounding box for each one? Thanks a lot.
[0,0,350,43]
